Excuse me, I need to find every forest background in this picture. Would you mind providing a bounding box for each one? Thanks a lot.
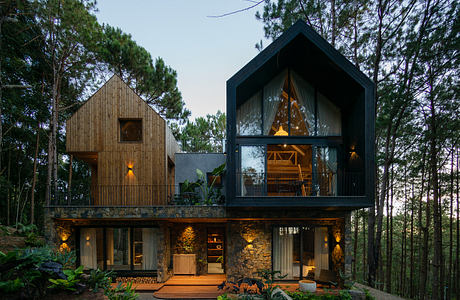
[0,1,458,299]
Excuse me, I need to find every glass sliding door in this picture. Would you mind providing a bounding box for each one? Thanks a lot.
[273,226,300,279]
[80,228,103,270]
[106,228,130,270]
[273,226,330,280]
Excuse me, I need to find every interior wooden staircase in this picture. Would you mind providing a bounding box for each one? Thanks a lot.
[267,150,312,196]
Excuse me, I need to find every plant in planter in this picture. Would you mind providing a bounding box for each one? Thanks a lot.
[196,163,225,205]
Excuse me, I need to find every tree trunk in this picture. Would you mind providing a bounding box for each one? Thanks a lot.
[429,88,441,300]
[456,147,459,300]
[330,0,336,47]
[420,171,431,300]
[447,146,453,299]
[409,181,415,299]
[386,166,393,293]
[363,209,367,282]
[353,210,358,280]
[67,154,73,205]
[30,124,40,225]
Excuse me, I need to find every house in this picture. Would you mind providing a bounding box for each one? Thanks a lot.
[44,20,374,284]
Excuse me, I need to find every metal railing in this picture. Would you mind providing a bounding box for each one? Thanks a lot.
[236,171,364,197]
[49,184,226,206]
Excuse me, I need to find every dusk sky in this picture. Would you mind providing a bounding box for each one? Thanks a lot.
[95,0,270,119]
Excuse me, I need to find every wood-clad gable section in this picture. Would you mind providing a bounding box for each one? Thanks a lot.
[66,75,178,206]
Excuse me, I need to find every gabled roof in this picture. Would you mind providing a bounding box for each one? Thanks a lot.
[228,20,374,107]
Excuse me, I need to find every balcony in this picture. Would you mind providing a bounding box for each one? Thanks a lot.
[236,171,364,197]
[48,184,224,207]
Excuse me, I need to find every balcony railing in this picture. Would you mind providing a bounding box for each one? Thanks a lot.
[49,184,225,206]
[236,171,364,197]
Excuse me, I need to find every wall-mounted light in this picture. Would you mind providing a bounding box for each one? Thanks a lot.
[127,166,133,172]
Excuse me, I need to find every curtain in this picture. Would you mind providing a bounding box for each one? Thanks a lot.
[142,228,159,270]
[263,70,287,135]
[237,91,262,135]
[290,71,315,135]
[314,227,329,279]
[273,227,294,279]
[317,93,341,136]
[80,228,97,269]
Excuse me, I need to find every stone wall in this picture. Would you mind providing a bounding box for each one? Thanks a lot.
[157,223,172,282]
[344,212,352,279]
[170,223,208,275]
[226,221,272,281]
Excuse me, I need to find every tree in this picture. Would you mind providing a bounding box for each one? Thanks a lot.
[97,25,190,123]
[179,111,226,153]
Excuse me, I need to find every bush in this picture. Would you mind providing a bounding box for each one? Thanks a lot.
[87,269,114,292]
[105,282,138,300]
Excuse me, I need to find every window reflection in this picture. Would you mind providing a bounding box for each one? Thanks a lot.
[235,69,341,137]
[239,146,265,196]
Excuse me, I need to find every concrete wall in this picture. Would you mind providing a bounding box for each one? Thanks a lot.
[175,153,225,187]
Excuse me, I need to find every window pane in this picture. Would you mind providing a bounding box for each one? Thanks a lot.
[267,145,313,196]
[120,119,142,141]
[273,226,300,279]
[106,228,130,270]
[133,228,159,270]
[317,147,338,196]
[239,146,265,196]
[80,228,103,270]
[290,71,315,136]
[237,92,262,135]
[263,70,288,135]
[301,227,315,278]
[317,93,341,136]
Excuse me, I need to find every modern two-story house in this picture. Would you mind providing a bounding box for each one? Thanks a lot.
[45,20,374,284]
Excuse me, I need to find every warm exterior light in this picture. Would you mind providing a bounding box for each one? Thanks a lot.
[59,242,70,253]
[274,125,288,136]
[86,235,90,241]
[127,166,133,172]
[335,232,341,243]
[60,232,69,242]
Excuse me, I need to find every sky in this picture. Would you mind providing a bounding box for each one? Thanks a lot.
[95,0,270,119]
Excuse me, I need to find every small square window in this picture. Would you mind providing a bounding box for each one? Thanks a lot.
[120,119,142,142]
[207,173,222,187]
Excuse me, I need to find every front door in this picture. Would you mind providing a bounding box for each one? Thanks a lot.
[207,227,225,274]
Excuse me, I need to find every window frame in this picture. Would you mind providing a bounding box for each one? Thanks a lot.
[119,118,143,143]
[76,225,159,274]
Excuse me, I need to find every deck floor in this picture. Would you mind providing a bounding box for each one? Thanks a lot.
[153,274,226,299]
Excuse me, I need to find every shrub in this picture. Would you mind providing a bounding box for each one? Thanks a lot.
[105,281,138,300]
[48,265,85,292]
[86,269,114,292]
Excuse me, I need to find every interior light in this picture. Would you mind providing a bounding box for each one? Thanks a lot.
[274,125,288,136]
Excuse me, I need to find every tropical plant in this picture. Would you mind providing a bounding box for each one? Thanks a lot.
[196,163,226,205]
[48,265,85,292]
[105,281,138,300]
[86,268,114,292]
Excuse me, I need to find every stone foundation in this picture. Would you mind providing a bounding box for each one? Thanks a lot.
[226,221,272,281]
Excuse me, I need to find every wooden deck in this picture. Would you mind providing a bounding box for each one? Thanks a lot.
[153,275,226,299]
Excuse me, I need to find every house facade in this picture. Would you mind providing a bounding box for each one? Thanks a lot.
[44,20,374,284]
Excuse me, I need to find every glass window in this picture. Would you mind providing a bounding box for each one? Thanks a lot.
[290,71,315,136]
[239,146,265,196]
[120,119,142,142]
[273,226,330,280]
[133,228,159,270]
[317,93,341,136]
[317,147,338,196]
[263,71,288,135]
[106,228,130,270]
[79,228,103,270]
[237,92,262,135]
[267,144,313,196]
[273,226,300,279]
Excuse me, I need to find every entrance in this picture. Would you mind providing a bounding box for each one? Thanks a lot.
[207,227,225,274]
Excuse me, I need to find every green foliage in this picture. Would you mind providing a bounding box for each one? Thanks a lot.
[179,111,226,152]
[48,265,84,292]
[51,248,76,270]
[287,290,352,300]
[195,163,226,205]
[87,269,114,292]
[98,25,190,124]
[105,282,138,300]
